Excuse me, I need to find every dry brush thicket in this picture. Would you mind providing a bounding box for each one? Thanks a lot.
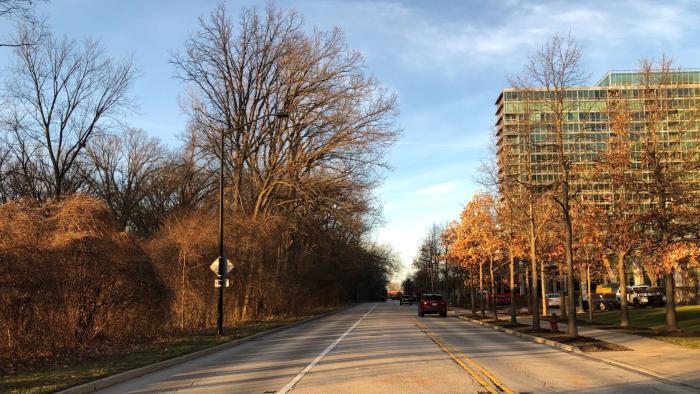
[0,4,398,369]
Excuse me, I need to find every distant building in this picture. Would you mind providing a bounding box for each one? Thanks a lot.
[495,69,700,205]
[495,70,700,302]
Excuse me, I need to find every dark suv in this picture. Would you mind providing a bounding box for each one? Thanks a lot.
[419,294,447,317]
[400,295,413,305]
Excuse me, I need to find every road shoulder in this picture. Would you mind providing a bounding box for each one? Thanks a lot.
[52,307,349,394]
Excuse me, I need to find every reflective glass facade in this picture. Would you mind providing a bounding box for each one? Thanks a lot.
[495,70,700,205]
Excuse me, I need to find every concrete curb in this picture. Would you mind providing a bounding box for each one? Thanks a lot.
[456,314,700,392]
[58,306,352,394]
[457,315,583,353]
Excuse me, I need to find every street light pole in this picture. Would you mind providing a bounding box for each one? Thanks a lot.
[217,124,226,336]
[216,112,288,336]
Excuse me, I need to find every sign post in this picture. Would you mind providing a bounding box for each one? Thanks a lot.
[212,258,233,335]
[210,259,234,276]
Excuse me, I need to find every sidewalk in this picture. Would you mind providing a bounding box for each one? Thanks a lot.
[450,306,700,389]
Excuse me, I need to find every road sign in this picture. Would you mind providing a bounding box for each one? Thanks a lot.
[210,259,234,275]
[214,279,230,288]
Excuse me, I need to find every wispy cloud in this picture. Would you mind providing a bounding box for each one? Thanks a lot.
[414,180,463,197]
[307,0,699,76]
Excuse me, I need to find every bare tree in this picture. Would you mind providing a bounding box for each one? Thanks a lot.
[497,85,553,328]
[514,33,590,336]
[634,56,700,331]
[413,224,446,294]
[84,128,168,235]
[0,0,43,47]
[171,5,397,219]
[3,24,134,199]
[171,4,398,319]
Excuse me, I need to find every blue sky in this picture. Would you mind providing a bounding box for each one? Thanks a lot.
[6,0,700,279]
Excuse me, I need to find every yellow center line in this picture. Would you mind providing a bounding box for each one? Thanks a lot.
[418,320,496,393]
[403,307,515,394]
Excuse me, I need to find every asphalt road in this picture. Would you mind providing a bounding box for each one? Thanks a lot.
[97,302,694,393]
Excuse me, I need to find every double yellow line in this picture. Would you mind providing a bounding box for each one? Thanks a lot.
[409,314,514,394]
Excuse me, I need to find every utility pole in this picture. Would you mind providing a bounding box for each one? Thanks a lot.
[217,126,226,336]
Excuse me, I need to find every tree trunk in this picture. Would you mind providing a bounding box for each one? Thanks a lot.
[559,264,567,320]
[561,184,578,337]
[541,259,548,316]
[603,255,615,283]
[528,202,540,329]
[490,256,497,319]
[617,251,630,328]
[469,266,476,315]
[524,269,532,313]
[587,264,593,323]
[510,252,517,324]
[664,271,679,331]
[578,277,584,316]
[479,261,485,318]
[470,278,476,316]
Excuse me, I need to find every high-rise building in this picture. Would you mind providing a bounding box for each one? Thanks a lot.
[495,69,700,206]
[495,70,700,294]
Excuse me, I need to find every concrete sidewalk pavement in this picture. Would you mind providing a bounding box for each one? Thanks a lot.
[450,305,700,389]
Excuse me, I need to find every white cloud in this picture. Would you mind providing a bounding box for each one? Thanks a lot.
[414,180,463,197]
[305,0,699,77]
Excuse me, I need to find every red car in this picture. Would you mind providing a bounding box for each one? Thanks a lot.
[419,294,447,317]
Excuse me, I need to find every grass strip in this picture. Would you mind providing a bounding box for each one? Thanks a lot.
[576,305,700,349]
[458,314,630,352]
[2,310,336,394]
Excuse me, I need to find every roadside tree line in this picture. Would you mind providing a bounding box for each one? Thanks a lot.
[407,34,700,337]
[0,4,399,367]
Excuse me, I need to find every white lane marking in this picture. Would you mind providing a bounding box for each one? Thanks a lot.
[276,304,377,394]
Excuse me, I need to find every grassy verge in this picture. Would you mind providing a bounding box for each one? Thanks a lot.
[2,308,339,394]
[577,305,700,349]
[459,315,629,352]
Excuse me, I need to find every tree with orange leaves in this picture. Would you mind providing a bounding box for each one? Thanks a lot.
[631,57,700,331]
[496,192,528,324]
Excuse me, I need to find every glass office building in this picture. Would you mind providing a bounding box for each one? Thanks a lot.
[495,70,700,206]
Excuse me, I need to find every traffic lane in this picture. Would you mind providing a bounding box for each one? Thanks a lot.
[291,301,482,393]
[96,304,376,394]
[415,308,689,393]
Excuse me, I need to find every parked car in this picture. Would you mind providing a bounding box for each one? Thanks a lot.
[400,295,413,305]
[488,292,527,306]
[545,293,561,308]
[419,294,447,317]
[628,286,666,308]
[583,292,620,311]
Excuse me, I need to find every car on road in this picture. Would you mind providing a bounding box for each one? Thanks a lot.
[419,294,447,317]
[545,293,561,308]
[400,295,413,305]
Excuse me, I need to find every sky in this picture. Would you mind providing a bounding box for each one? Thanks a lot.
[5,0,700,279]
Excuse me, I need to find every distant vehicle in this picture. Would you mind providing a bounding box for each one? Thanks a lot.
[545,293,561,308]
[487,292,526,306]
[419,294,447,317]
[583,292,620,311]
[628,286,666,308]
[400,295,413,305]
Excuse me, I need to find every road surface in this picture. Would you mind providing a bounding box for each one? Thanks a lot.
[97,302,694,393]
